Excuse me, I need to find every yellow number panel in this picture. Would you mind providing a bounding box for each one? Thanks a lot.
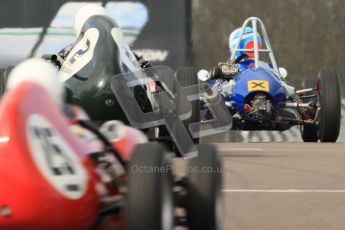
[248,80,269,92]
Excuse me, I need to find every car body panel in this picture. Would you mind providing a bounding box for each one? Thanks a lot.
[0,82,101,229]
[230,67,286,113]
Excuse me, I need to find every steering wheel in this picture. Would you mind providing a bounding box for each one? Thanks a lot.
[234,54,249,64]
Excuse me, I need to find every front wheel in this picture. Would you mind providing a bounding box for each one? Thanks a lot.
[126,142,174,230]
[186,144,223,230]
[317,68,341,142]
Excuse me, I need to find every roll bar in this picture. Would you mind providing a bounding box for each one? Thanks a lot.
[230,17,280,76]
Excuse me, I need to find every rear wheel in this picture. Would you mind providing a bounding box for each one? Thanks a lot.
[175,67,200,143]
[300,77,318,142]
[126,142,174,230]
[317,68,341,142]
[186,144,223,230]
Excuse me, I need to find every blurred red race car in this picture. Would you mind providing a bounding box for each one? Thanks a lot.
[0,59,223,230]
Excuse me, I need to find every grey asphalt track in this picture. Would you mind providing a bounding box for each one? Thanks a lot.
[218,142,345,230]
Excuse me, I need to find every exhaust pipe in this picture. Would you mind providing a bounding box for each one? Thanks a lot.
[203,84,232,125]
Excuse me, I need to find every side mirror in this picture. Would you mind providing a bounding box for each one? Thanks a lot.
[279,67,288,79]
[197,69,210,81]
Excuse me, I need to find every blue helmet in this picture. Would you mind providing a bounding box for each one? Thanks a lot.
[229,27,262,59]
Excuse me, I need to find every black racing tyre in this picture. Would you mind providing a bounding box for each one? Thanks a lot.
[175,67,200,143]
[186,144,223,230]
[0,67,12,99]
[126,142,174,230]
[300,77,318,142]
[317,69,341,142]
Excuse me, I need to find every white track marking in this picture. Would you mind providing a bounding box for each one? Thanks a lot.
[217,147,264,151]
[289,126,301,140]
[241,130,249,142]
[223,189,345,193]
[271,131,283,142]
[260,131,271,142]
[250,134,260,142]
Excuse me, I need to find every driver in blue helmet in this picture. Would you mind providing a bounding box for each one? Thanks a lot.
[209,27,269,80]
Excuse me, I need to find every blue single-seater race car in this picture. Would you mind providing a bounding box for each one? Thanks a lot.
[197,17,341,142]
